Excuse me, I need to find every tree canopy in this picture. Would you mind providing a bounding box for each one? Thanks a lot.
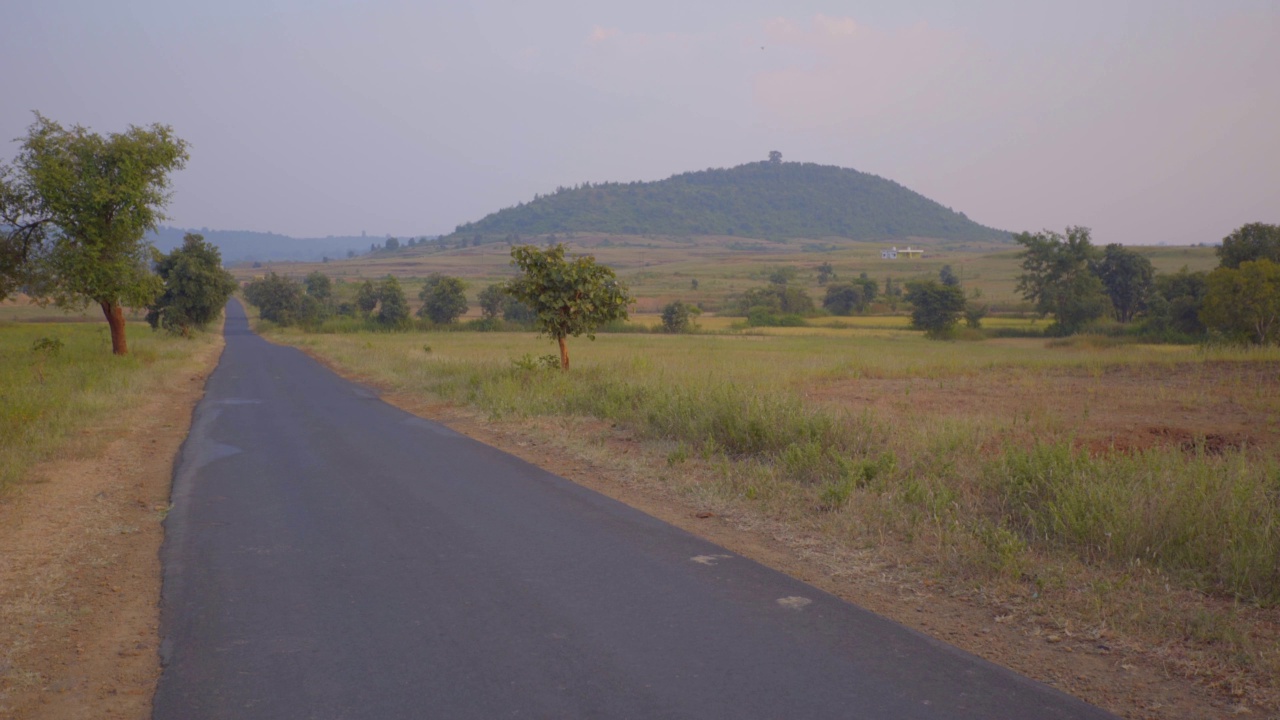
[1096,243,1154,323]
[1015,227,1108,334]
[418,273,469,324]
[1201,259,1280,345]
[0,113,189,354]
[505,244,632,369]
[145,233,236,335]
[1217,223,1280,269]
[905,279,967,338]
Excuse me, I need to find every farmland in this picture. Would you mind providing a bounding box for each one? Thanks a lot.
[231,233,1221,314]
[260,313,1280,716]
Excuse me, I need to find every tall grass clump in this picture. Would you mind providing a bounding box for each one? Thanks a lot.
[994,442,1280,604]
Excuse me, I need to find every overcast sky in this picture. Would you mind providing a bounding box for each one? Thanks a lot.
[3,0,1276,244]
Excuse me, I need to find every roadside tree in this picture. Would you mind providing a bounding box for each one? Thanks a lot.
[243,272,303,325]
[418,273,469,324]
[145,233,237,335]
[0,113,188,354]
[505,243,632,369]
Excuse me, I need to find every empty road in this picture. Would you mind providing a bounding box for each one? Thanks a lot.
[153,300,1115,719]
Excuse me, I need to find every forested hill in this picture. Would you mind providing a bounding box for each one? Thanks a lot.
[452,161,1009,243]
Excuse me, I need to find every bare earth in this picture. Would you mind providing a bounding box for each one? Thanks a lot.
[0,337,222,720]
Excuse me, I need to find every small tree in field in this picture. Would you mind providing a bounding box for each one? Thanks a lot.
[660,300,700,333]
[146,233,237,335]
[0,113,189,354]
[905,279,967,338]
[505,244,632,369]
[375,276,409,327]
[418,273,469,324]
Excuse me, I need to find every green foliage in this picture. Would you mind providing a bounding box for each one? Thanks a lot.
[1096,243,1154,322]
[1145,267,1208,337]
[375,276,410,327]
[511,353,561,371]
[243,272,304,325]
[304,271,333,302]
[417,273,469,324]
[505,243,633,368]
[1015,227,1108,335]
[822,277,876,315]
[996,442,1280,604]
[939,264,960,287]
[1201,259,1280,345]
[451,161,1009,243]
[478,283,506,321]
[1217,222,1280,269]
[905,279,967,338]
[146,233,237,335]
[659,300,700,333]
[384,236,400,251]
[0,113,189,354]
[816,261,835,285]
[964,303,988,329]
[727,284,814,317]
[354,280,379,317]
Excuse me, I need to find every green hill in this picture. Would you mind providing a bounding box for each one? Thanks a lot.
[451,160,1009,243]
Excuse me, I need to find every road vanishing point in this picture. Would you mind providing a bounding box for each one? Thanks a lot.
[153,300,1116,719]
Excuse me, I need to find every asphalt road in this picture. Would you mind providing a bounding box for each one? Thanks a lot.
[153,300,1116,720]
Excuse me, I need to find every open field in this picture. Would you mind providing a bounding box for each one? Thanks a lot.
[263,320,1280,717]
[231,234,1221,314]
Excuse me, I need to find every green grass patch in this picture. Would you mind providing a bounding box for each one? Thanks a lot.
[0,321,216,493]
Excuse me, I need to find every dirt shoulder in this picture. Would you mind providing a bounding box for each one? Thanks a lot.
[0,336,222,719]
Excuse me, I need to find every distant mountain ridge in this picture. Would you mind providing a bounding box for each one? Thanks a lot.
[147,227,426,263]
[452,160,1009,243]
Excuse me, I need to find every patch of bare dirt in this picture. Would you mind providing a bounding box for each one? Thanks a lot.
[811,361,1279,456]
[0,338,222,719]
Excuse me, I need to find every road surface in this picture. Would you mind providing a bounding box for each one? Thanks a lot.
[154,300,1115,719]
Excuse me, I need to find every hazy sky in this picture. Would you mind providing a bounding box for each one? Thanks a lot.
[3,1,1276,244]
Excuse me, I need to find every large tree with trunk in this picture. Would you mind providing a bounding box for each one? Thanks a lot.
[0,113,189,354]
[505,243,631,369]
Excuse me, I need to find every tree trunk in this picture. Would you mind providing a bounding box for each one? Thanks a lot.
[101,300,128,355]
[557,336,569,370]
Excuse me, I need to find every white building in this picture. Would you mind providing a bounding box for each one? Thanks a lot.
[881,246,923,260]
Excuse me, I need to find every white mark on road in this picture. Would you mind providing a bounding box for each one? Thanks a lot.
[776,596,812,610]
[690,554,732,566]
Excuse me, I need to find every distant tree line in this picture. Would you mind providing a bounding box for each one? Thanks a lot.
[1014,222,1280,343]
